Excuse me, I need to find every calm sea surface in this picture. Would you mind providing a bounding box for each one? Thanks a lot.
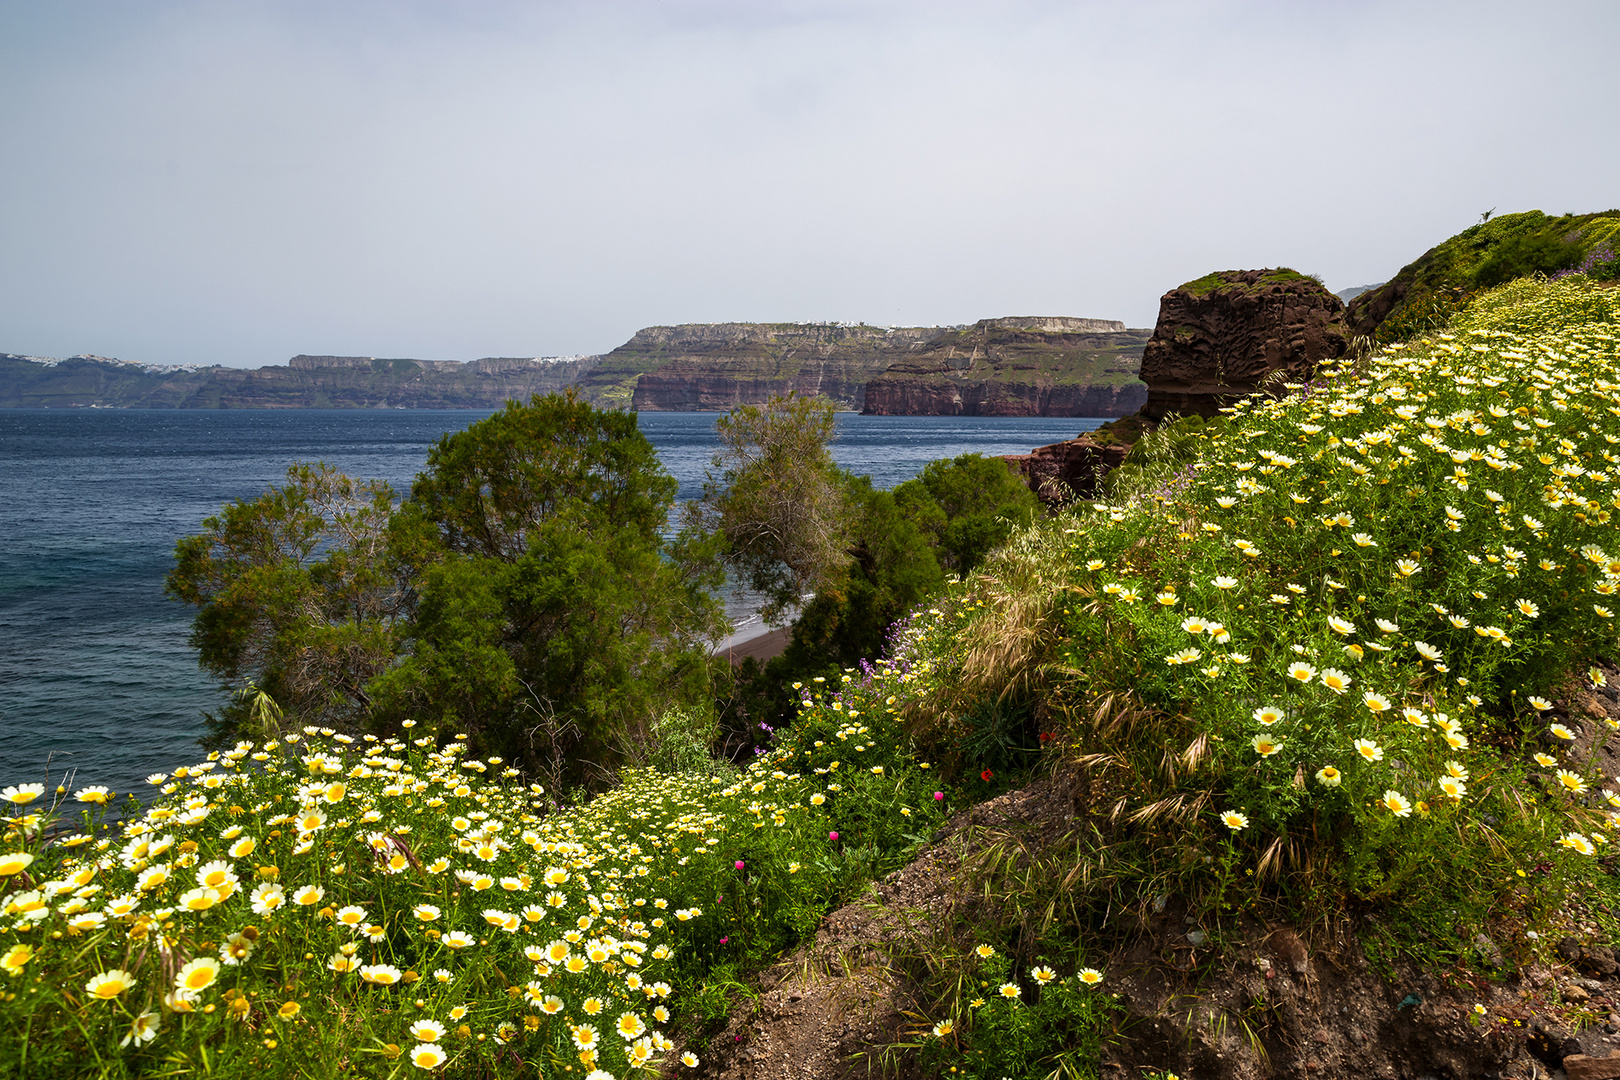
[0,409,1101,796]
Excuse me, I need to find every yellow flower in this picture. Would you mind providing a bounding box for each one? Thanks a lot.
[410,1043,447,1069]
[1220,810,1249,831]
[1077,967,1104,985]
[1381,791,1412,817]
[0,851,35,876]
[1354,739,1383,763]
[2,943,36,976]
[1556,770,1589,795]
[85,969,137,1000]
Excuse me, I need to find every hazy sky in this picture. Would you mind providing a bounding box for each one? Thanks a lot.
[3,0,1616,367]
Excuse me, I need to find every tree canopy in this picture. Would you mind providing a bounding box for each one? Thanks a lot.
[168,393,725,789]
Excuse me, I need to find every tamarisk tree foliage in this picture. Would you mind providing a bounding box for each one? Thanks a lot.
[166,463,407,740]
[683,393,854,626]
[168,393,726,787]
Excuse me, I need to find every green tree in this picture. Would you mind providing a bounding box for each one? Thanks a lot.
[377,393,727,786]
[165,463,406,743]
[683,393,854,626]
[169,393,726,787]
[892,452,1042,575]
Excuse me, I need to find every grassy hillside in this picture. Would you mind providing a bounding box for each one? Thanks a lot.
[1348,209,1620,342]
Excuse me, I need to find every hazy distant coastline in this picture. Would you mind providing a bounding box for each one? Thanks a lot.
[2,315,1151,418]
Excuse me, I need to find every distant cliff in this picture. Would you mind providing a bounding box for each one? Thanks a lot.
[4,316,1148,416]
[572,323,945,411]
[860,317,1150,417]
[0,354,601,409]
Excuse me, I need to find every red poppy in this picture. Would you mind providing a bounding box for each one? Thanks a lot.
[1038,732,1052,743]
[980,769,994,782]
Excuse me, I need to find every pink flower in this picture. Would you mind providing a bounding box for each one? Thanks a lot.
[933,792,944,800]
[734,861,745,870]
[828,831,839,842]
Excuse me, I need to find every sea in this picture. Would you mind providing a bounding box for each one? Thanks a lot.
[0,409,1103,798]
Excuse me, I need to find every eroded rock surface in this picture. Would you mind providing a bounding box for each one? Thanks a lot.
[1138,270,1348,421]
[1001,435,1129,501]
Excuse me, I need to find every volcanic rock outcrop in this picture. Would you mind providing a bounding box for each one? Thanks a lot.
[860,317,1150,417]
[1137,270,1348,421]
[1001,435,1130,502]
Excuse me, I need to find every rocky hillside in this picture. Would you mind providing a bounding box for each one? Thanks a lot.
[579,323,945,411]
[859,317,1150,417]
[1347,208,1620,342]
[0,353,600,409]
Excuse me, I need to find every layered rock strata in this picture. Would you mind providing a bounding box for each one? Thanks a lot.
[1137,270,1348,421]
[604,323,944,412]
[861,317,1150,417]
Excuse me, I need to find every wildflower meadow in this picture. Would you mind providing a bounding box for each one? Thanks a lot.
[5,274,1620,1079]
[905,275,1620,953]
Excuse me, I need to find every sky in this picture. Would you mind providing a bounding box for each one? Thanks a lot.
[2,0,1617,368]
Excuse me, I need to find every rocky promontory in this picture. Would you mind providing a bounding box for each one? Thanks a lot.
[1137,269,1348,420]
[860,317,1150,417]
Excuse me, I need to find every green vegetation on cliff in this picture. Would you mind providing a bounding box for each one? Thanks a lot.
[1349,209,1620,342]
[1176,267,1317,296]
[861,319,1150,417]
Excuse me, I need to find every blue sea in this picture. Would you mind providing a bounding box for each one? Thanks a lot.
[0,409,1102,797]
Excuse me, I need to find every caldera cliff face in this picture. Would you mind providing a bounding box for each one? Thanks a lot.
[860,317,1150,417]
[609,323,942,412]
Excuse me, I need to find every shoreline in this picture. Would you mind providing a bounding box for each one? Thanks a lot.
[715,626,791,666]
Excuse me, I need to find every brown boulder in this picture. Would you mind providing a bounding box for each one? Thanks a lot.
[1001,435,1128,502]
[1566,1053,1620,1080]
[1138,269,1349,421]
